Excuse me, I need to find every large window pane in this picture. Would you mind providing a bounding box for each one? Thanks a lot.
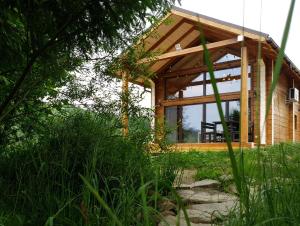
[228,101,240,121]
[182,104,203,143]
[165,106,178,143]
[215,53,240,63]
[205,102,226,132]
[165,73,204,99]
[228,100,240,141]
[206,66,251,95]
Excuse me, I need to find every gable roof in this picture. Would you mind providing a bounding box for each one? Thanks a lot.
[133,6,300,84]
[171,6,269,39]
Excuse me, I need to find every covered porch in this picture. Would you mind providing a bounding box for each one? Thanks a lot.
[123,7,276,149]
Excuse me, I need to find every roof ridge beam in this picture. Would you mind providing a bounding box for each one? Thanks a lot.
[138,38,241,64]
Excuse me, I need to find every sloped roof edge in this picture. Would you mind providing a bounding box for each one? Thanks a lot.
[171,6,300,77]
[172,6,269,38]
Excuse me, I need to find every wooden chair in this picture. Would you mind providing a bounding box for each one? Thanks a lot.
[201,122,217,143]
[227,120,240,142]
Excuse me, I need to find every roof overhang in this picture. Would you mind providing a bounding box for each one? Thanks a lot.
[124,6,300,86]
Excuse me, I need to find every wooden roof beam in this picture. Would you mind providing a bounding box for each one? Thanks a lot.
[147,18,186,51]
[138,38,241,64]
[171,8,267,41]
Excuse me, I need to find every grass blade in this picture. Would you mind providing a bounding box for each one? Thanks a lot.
[79,174,122,226]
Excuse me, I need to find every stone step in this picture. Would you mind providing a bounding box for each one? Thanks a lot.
[158,215,212,226]
[185,200,237,222]
[175,179,221,189]
[177,189,237,204]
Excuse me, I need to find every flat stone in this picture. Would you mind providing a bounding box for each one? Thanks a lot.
[178,209,213,223]
[187,200,237,221]
[190,179,220,189]
[175,179,220,189]
[176,183,194,189]
[158,215,211,226]
[160,210,176,217]
[177,189,237,204]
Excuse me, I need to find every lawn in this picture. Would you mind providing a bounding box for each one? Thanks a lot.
[154,143,300,225]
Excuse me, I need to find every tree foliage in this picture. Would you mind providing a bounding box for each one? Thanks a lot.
[0,0,177,148]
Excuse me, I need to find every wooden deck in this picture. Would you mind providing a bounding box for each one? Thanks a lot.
[173,142,254,151]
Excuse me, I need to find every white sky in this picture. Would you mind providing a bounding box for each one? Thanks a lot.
[141,0,300,108]
[176,0,300,66]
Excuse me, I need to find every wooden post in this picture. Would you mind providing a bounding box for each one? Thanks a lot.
[259,59,266,145]
[240,46,249,145]
[121,71,129,136]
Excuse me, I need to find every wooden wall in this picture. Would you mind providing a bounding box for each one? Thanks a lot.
[273,73,290,142]
[251,62,258,143]
[265,59,274,145]
[262,59,300,145]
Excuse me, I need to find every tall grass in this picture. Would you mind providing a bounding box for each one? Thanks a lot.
[225,144,300,226]
[0,111,178,225]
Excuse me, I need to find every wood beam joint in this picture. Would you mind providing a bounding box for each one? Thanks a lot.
[138,38,241,64]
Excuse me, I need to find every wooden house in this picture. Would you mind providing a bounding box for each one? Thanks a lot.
[123,6,300,150]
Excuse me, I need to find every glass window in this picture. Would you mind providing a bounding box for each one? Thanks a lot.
[165,73,204,99]
[206,67,251,95]
[228,101,240,121]
[205,102,226,132]
[182,104,203,143]
[215,53,240,63]
[165,106,178,143]
[165,100,248,143]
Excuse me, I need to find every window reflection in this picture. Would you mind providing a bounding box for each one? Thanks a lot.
[228,101,240,121]
[206,67,251,95]
[165,73,204,100]
[165,66,251,100]
[182,105,203,143]
[215,53,240,64]
[165,100,245,143]
[206,102,226,132]
[165,106,178,143]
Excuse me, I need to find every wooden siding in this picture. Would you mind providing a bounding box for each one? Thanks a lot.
[273,72,291,143]
[251,62,258,143]
[173,142,252,151]
[265,59,273,145]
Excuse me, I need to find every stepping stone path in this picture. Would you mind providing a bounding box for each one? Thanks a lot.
[158,170,238,226]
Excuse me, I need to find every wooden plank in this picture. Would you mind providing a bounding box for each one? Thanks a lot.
[171,9,266,41]
[162,92,243,107]
[240,46,249,145]
[161,59,243,77]
[149,30,200,73]
[265,59,273,145]
[153,35,200,74]
[139,38,240,64]
[148,18,186,51]
[172,142,252,151]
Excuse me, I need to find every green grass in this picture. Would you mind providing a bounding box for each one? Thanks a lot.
[0,111,179,226]
[153,151,232,180]
[154,143,300,225]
